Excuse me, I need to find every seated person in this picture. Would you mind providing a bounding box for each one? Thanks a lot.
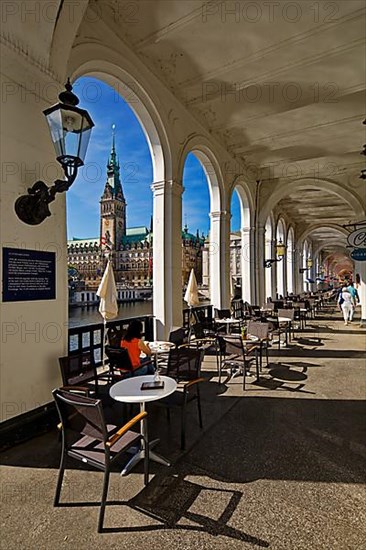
[120,320,155,376]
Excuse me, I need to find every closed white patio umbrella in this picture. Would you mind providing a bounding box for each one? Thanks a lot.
[97,256,118,366]
[184,269,199,332]
[184,268,200,308]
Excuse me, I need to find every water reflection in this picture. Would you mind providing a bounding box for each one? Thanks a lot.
[68,301,153,328]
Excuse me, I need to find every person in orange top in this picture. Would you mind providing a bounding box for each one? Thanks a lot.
[120,320,154,376]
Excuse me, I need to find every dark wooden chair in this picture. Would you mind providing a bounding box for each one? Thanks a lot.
[53,388,149,532]
[154,347,205,450]
[104,345,134,381]
[218,334,258,389]
[214,308,231,320]
[58,351,104,392]
[247,320,270,370]
[169,327,190,347]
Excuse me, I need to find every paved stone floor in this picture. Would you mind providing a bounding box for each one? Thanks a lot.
[1,304,365,549]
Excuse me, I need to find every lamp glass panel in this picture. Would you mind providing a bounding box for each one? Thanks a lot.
[45,105,93,164]
[276,243,286,257]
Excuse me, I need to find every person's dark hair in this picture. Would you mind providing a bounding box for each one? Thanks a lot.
[123,320,143,342]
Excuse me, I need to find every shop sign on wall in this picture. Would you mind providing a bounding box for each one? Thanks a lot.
[2,248,56,302]
[347,227,366,248]
[350,248,366,262]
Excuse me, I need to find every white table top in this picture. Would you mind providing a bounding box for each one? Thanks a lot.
[243,335,259,343]
[216,318,240,324]
[146,341,175,353]
[267,316,292,323]
[110,375,177,404]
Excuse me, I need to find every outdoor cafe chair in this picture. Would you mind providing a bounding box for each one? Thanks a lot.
[58,351,110,396]
[214,308,232,320]
[154,347,205,450]
[218,334,258,389]
[278,308,295,340]
[247,321,270,370]
[169,327,189,348]
[53,388,149,532]
[104,345,135,381]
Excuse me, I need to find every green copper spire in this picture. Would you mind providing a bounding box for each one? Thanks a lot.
[106,124,124,199]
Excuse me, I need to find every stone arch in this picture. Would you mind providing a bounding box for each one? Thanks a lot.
[68,54,173,183]
[178,135,224,212]
[178,136,227,308]
[264,212,275,301]
[297,223,349,246]
[275,217,286,297]
[259,178,365,227]
[229,176,255,303]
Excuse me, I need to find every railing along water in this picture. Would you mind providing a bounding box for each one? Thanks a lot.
[68,315,154,366]
[68,305,213,365]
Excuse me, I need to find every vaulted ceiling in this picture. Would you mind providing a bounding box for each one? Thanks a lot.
[88,0,365,257]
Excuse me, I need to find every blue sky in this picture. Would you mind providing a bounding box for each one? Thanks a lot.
[67,76,240,239]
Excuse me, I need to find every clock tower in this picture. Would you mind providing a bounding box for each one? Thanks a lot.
[100,125,126,257]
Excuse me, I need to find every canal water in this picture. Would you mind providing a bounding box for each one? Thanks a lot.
[69,301,153,327]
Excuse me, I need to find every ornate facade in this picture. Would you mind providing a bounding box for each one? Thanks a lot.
[67,136,204,289]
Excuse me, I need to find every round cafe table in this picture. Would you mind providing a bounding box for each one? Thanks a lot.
[110,375,177,475]
[215,318,241,334]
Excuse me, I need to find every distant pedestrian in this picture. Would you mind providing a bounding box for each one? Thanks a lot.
[338,287,356,325]
[347,282,360,306]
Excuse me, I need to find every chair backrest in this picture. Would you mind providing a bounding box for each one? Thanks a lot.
[105,346,134,372]
[191,322,205,340]
[107,326,125,348]
[296,302,306,309]
[167,347,204,381]
[53,388,107,449]
[218,334,245,357]
[169,327,189,347]
[193,310,215,331]
[247,321,269,339]
[59,351,97,387]
[278,308,295,320]
[215,308,231,319]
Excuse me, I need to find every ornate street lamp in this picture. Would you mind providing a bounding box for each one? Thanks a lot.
[300,256,313,274]
[264,238,286,268]
[15,79,94,225]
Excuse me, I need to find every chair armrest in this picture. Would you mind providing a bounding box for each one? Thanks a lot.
[106,410,147,448]
[60,385,90,396]
[183,377,205,389]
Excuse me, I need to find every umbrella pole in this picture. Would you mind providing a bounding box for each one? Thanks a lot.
[102,319,107,369]
[188,306,192,342]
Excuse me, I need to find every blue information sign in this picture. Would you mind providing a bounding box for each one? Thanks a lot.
[350,248,366,261]
[2,248,56,302]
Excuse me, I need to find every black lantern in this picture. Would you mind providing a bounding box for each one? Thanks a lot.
[300,256,313,274]
[15,79,94,225]
[264,238,286,268]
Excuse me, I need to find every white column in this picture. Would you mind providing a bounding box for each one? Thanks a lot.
[271,239,277,299]
[294,249,302,294]
[264,231,272,301]
[241,227,251,303]
[202,244,209,286]
[287,246,294,294]
[210,211,231,309]
[355,261,366,327]
[151,180,183,338]
[256,225,266,305]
